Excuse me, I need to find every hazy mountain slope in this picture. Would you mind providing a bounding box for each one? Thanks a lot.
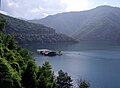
[0,13,77,44]
[30,5,120,42]
[30,12,88,36]
[74,6,120,41]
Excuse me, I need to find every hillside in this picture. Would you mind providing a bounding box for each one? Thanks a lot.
[30,5,120,42]
[0,13,77,44]
[74,6,120,41]
[29,11,84,36]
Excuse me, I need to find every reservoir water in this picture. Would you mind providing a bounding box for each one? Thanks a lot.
[27,42,120,88]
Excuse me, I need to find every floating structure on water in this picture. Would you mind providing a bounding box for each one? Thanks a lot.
[37,49,62,56]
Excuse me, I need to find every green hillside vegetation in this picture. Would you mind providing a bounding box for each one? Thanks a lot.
[30,5,120,42]
[0,19,89,88]
[0,13,77,44]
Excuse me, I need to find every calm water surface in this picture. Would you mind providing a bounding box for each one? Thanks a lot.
[27,42,120,88]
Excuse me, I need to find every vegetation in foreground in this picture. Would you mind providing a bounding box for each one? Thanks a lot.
[0,18,89,88]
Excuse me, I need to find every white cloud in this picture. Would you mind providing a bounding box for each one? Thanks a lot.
[43,13,48,16]
[30,7,49,14]
[0,11,8,15]
[29,7,49,18]
[103,2,107,5]
[8,2,19,8]
[30,8,42,13]
[1,0,120,19]
[2,0,67,19]
[102,2,112,6]
[62,0,89,12]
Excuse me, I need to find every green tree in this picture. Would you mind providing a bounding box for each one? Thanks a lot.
[0,58,22,88]
[56,70,73,88]
[76,78,90,88]
[37,62,55,88]
[0,18,6,32]
[21,60,37,88]
[79,81,90,88]
[5,35,18,50]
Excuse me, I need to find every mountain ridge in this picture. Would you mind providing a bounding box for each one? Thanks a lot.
[29,5,120,42]
[0,13,77,44]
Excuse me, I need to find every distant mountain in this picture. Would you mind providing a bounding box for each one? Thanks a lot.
[74,6,120,42]
[0,13,77,44]
[30,5,120,42]
[29,11,84,36]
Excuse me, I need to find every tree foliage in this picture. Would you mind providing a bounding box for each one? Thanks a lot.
[56,70,73,88]
[37,62,55,88]
[76,78,90,88]
[21,60,37,88]
[0,58,22,88]
[0,18,6,32]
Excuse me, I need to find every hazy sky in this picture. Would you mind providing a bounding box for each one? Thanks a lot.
[1,0,120,19]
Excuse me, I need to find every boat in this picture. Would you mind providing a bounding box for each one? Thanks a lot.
[37,49,62,56]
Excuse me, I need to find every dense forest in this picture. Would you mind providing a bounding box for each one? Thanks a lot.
[0,19,89,88]
[0,13,77,44]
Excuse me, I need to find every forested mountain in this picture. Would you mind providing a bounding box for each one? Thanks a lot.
[0,13,77,44]
[30,5,120,42]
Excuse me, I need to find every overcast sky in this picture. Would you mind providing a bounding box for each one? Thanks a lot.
[1,0,120,20]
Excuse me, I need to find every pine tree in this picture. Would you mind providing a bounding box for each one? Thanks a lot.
[56,70,73,88]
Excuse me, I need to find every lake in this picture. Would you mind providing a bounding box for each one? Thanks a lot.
[27,42,120,88]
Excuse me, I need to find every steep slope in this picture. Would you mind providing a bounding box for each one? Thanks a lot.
[30,5,120,42]
[0,13,77,44]
[74,6,120,41]
[30,11,87,36]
